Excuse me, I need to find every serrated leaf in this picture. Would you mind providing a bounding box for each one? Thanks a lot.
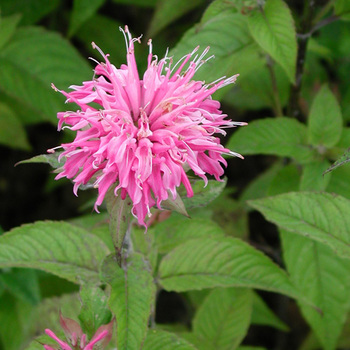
[248,0,297,83]
[158,237,302,300]
[143,330,198,350]
[0,102,30,150]
[227,117,315,163]
[152,214,225,253]
[267,163,300,196]
[148,0,204,37]
[69,0,106,37]
[300,160,331,191]
[0,14,22,49]
[324,149,350,175]
[102,253,156,350]
[0,221,110,283]
[0,26,91,124]
[327,163,350,199]
[0,0,59,25]
[249,192,350,260]
[251,292,289,331]
[171,10,254,87]
[281,231,350,350]
[193,288,252,350]
[78,285,112,338]
[308,85,343,148]
[181,178,227,210]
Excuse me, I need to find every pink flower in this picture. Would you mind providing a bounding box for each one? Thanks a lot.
[49,26,246,226]
[43,313,113,350]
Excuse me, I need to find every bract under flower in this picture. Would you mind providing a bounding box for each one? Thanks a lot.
[49,26,246,226]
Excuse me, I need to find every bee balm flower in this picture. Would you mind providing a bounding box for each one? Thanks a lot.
[49,26,245,226]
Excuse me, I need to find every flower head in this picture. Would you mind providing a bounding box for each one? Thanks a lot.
[42,313,113,350]
[50,26,246,226]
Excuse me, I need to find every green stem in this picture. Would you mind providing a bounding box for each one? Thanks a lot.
[106,189,133,266]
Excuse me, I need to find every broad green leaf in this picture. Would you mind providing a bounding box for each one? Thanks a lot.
[324,149,350,175]
[148,0,204,37]
[171,10,255,86]
[327,164,350,199]
[193,288,252,350]
[227,117,315,163]
[143,330,198,350]
[334,0,350,20]
[78,285,112,339]
[76,15,124,67]
[181,178,227,210]
[267,164,300,196]
[159,237,302,300]
[281,231,350,350]
[240,162,282,205]
[249,192,350,260]
[251,293,289,331]
[300,160,331,191]
[152,214,225,253]
[0,268,40,305]
[0,14,21,49]
[0,0,59,25]
[111,0,157,6]
[102,253,156,350]
[0,221,110,283]
[0,26,91,124]
[248,0,297,83]
[0,102,30,150]
[0,293,35,350]
[69,0,106,37]
[308,85,343,148]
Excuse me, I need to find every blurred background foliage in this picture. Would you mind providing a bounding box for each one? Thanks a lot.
[1,0,350,349]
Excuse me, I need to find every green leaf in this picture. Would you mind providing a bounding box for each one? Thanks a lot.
[308,85,343,148]
[227,117,315,163]
[334,0,350,20]
[327,163,350,199]
[0,14,22,49]
[249,192,350,260]
[0,26,91,124]
[0,0,59,25]
[161,194,189,217]
[78,285,112,339]
[158,237,302,300]
[152,214,225,254]
[0,221,110,283]
[0,268,40,305]
[0,102,30,150]
[69,0,106,37]
[251,293,289,331]
[324,149,350,175]
[143,330,198,350]
[171,10,255,86]
[281,231,350,350]
[111,0,157,7]
[16,152,64,168]
[102,253,156,350]
[247,0,297,83]
[300,160,331,191]
[267,163,300,196]
[148,0,204,37]
[181,178,227,210]
[193,288,252,350]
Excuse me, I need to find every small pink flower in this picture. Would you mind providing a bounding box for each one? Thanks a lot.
[49,26,246,226]
[42,313,113,350]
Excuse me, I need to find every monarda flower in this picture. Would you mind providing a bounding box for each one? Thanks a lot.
[42,313,113,350]
[49,26,245,226]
